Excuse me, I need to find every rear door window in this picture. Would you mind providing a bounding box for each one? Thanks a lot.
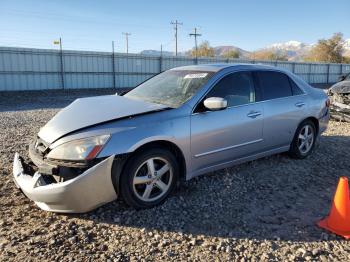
[289,78,304,95]
[257,71,292,100]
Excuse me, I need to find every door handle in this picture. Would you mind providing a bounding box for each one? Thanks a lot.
[247,111,262,118]
[295,102,305,108]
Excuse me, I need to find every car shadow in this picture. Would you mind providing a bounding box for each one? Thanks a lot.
[68,134,350,242]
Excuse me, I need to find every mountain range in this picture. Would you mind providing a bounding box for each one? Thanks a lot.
[260,40,313,61]
[141,39,350,61]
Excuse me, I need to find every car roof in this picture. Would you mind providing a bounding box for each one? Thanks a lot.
[171,63,286,73]
[171,63,313,94]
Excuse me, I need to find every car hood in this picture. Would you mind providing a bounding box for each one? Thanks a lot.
[330,80,350,94]
[38,95,168,144]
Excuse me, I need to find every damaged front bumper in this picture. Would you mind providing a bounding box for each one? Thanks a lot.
[12,153,117,213]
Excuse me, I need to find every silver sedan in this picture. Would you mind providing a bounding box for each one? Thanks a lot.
[13,64,330,212]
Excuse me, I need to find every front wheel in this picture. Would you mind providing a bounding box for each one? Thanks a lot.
[288,120,317,159]
[119,148,179,209]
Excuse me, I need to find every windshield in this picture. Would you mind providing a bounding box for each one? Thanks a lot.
[124,70,214,108]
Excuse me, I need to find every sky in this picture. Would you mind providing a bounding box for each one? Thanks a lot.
[0,0,349,53]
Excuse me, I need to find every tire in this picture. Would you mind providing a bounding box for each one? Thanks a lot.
[119,147,179,209]
[288,119,317,159]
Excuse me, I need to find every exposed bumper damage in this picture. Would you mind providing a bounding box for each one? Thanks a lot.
[12,153,117,213]
[328,87,350,123]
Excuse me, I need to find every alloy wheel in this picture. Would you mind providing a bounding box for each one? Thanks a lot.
[132,157,173,202]
[297,124,314,154]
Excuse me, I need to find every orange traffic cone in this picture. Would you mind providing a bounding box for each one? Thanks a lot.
[318,177,350,239]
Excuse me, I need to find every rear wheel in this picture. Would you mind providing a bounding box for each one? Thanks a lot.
[119,148,179,209]
[288,120,317,159]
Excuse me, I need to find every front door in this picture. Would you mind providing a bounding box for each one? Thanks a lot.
[190,71,264,173]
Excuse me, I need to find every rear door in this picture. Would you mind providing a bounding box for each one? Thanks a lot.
[190,71,264,172]
[256,71,307,150]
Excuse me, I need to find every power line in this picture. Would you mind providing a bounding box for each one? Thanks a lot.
[189,27,202,59]
[122,32,131,54]
[0,30,180,54]
[170,20,182,56]
[3,10,171,32]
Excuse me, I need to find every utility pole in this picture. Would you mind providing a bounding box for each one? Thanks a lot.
[59,37,62,52]
[171,20,182,56]
[53,38,64,88]
[59,37,64,89]
[159,44,163,73]
[189,27,201,60]
[122,32,131,54]
[112,41,116,88]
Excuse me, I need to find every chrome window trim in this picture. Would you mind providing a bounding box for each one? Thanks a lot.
[190,68,307,115]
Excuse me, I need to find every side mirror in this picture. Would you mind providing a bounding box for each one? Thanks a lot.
[203,97,227,111]
[338,74,346,82]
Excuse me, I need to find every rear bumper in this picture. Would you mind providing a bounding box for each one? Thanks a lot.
[319,109,330,135]
[12,153,117,213]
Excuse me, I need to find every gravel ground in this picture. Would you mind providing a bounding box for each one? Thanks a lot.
[1,89,350,261]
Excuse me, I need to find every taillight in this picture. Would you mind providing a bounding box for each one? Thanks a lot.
[325,99,330,108]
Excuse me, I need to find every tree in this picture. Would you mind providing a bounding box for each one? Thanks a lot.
[343,56,350,64]
[222,49,240,59]
[190,41,215,58]
[249,50,288,61]
[304,33,345,63]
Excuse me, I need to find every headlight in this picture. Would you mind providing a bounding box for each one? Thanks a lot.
[47,135,110,161]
